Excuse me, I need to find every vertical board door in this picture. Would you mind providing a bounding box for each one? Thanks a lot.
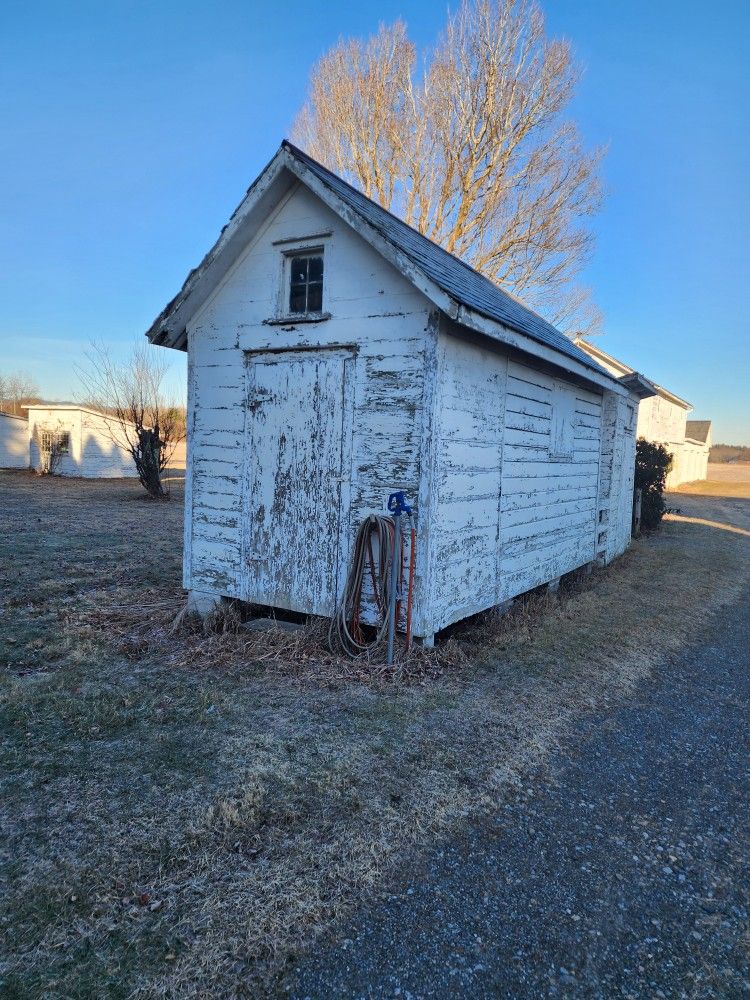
[243,349,353,616]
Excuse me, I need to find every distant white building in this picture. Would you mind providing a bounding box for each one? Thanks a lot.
[0,411,29,469]
[25,405,138,478]
[682,420,712,483]
[576,341,711,488]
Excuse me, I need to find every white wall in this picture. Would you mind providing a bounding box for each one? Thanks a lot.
[499,358,602,602]
[427,328,606,634]
[0,413,29,468]
[28,409,81,476]
[668,440,710,487]
[183,179,638,636]
[637,393,688,446]
[79,410,137,478]
[28,408,137,478]
[429,332,506,630]
[185,181,435,631]
[600,394,638,562]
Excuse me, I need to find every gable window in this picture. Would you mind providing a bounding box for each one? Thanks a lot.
[288,252,323,315]
[549,381,575,461]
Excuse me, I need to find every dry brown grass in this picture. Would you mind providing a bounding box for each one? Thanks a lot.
[1,473,749,998]
[673,462,750,499]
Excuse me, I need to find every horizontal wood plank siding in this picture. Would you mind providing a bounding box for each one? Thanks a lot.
[185,184,433,615]
[499,360,602,600]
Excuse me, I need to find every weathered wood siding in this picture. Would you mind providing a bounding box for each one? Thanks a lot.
[428,327,604,635]
[0,413,29,468]
[185,182,435,623]
[429,332,506,631]
[499,360,602,601]
[598,393,637,563]
[183,179,640,636]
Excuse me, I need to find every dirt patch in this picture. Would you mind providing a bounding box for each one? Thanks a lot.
[1,472,748,997]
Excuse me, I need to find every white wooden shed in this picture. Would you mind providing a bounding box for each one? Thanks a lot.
[25,405,138,478]
[0,411,29,469]
[147,141,651,642]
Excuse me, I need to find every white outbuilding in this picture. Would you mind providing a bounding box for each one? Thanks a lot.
[575,341,712,488]
[147,141,652,643]
[0,412,29,469]
[25,405,138,478]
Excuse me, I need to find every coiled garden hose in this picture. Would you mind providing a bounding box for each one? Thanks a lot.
[329,513,404,658]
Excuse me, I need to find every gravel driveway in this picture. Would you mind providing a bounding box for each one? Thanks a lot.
[287,495,750,999]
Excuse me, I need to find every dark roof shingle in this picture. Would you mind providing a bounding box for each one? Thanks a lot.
[686,420,711,443]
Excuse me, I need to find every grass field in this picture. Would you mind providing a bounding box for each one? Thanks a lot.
[674,462,750,499]
[1,470,749,997]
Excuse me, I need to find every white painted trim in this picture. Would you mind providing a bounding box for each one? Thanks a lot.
[182,336,196,589]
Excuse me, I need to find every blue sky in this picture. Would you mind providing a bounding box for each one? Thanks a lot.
[1,0,748,441]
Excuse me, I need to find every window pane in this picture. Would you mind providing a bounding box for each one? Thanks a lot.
[289,285,307,313]
[307,256,323,282]
[307,282,323,313]
[290,256,308,283]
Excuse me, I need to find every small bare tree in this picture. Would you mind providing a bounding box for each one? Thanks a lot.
[77,342,184,499]
[0,370,41,415]
[293,0,604,335]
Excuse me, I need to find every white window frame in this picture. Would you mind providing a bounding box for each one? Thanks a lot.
[40,428,70,455]
[275,241,329,322]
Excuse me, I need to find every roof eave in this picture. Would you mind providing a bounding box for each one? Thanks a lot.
[286,153,622,391]
[145,148,294,351]
[455,305,629,395]
[617,372,658,400]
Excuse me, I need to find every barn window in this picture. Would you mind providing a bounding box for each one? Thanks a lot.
[287,252,324,315]
[40,429,70,455]
[549,381,575,461]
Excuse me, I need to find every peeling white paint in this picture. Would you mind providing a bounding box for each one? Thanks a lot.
[175,181,640,637]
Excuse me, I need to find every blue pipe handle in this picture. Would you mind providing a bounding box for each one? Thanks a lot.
[387,491,412,516]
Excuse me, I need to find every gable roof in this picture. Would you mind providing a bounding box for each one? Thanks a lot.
[575,339,691,410]
[686,420,711,444]
[146,140,625,391]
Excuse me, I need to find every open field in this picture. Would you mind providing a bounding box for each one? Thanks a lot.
[1,470,749,997]
[674,462,750,498]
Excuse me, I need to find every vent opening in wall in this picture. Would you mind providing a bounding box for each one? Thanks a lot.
[549,380,575,461]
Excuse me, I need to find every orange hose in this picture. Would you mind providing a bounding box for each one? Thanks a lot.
[405,526,416,650]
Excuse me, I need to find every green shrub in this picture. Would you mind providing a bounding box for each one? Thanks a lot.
[635,438,673,531]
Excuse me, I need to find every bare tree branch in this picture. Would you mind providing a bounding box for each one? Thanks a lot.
[292,0,604,337]
[0,370,41,416]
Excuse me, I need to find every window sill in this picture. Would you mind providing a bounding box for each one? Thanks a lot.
[263,312,332,326]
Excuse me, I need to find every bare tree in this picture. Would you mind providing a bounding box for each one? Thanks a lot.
[0,370,41,415]
[77,342,184,499]
[293,0,604,335]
